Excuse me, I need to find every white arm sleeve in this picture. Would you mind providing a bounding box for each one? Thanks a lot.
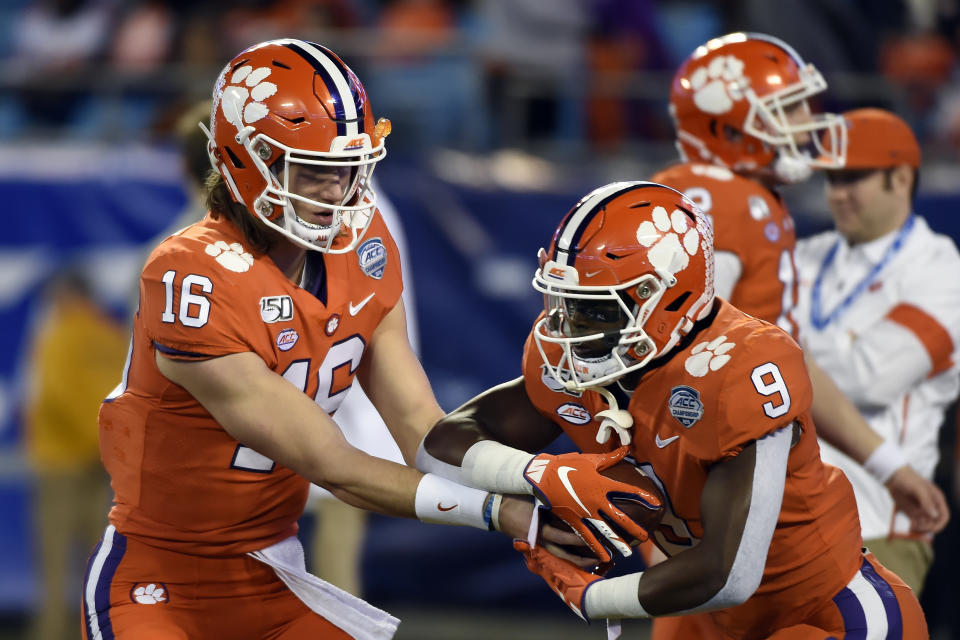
[808,320,931,407]
[583,424,792,619]
[714,250,743,301]
[416,438,535,495]
[415,437,468,484]
[682,423,791,613]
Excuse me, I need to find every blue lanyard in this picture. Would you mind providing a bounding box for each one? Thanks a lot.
[810,216,915,331]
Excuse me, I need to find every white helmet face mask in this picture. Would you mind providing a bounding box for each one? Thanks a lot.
[532,265,666,391]
[741,65,847,183]
[242,128,385,254]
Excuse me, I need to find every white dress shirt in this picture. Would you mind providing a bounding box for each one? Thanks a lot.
[795,215,960,538]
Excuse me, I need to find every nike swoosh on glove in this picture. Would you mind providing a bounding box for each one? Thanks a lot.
[514,539,602,621]
[523,446,659,563]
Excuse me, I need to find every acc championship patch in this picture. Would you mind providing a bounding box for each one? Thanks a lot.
[556,403,591,425]
[356,237,387,279]
[764,221,781,242]
[668,386,703,428]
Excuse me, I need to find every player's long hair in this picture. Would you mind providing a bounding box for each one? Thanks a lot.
[205,173,278,254]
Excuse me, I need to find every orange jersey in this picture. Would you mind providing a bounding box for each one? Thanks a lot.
[523,300,863,636]
[99,212,402,556]
[652,163,799,337]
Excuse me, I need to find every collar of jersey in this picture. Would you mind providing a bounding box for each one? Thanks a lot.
[617,299,721,390]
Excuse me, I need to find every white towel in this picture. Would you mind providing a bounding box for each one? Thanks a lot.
[249,536,399,640]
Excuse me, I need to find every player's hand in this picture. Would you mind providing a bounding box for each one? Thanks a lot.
[495,495,536,540]
[496,496,607,569]
[523,446,658,563]
[886,465,950,534]
[514,539,601,621]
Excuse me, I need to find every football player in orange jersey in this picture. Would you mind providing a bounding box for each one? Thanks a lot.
[653,32,948,543]
[84,39,638,640]
[419,182,928,638]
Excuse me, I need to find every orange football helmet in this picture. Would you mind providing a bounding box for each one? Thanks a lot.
[670,32,846,183]
[205,39,389,253]
[533,182,715,390]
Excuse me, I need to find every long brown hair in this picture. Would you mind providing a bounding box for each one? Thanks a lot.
[204,172,278,254]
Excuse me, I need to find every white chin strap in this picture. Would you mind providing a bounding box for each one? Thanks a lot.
[285,201,341,244]
[772,153,813,184]
[589,385,634,447]
[571,352,623,385]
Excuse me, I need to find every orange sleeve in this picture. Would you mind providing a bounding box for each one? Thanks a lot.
[355,211,404,324]
[886,303,955,377]
[713,328,813,459]
[139,241,261,359]
[521,329,568,423]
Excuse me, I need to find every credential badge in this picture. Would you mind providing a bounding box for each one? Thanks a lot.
[668,386,703,428]
[357,237,387,279]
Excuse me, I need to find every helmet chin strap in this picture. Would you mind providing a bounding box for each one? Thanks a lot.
[589,385,634,447]
[773,153,813,184]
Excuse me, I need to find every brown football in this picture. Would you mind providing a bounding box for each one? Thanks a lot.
[599,460,665,547]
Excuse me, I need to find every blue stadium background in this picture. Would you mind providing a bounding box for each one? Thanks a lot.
[2,144,960,636]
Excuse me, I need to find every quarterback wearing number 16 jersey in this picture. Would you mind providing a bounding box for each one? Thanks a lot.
[100,210,402,556]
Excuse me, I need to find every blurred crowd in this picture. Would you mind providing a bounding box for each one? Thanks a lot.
[3,0,960,159]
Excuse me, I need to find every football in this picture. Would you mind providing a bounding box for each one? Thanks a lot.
[538,460,664,559]
[599,460,665,546]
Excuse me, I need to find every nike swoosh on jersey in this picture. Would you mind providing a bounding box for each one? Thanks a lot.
[437,503,457,512]
[557,466,590,513]
[584,270,603,278]
[348,292,375,316]
[655,434,680,448]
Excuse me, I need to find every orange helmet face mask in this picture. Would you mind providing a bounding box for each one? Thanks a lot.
[533,182,715,391]
[204,39,390,253]
[670,32,846,184]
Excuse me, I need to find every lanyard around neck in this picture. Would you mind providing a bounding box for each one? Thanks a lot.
[810,216,915,331]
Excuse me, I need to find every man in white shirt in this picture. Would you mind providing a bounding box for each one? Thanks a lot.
[796,108,960,593]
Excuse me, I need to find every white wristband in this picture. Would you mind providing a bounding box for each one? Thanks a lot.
[583,573,650,620]
[490,493,504,531]
[461,440,535,495]
[414,473,490,529]
[863,441,908,485]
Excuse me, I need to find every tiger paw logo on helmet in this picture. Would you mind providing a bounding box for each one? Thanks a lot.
[636,206,701,276]
[691,55,746,115]
[220,65,278,129]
